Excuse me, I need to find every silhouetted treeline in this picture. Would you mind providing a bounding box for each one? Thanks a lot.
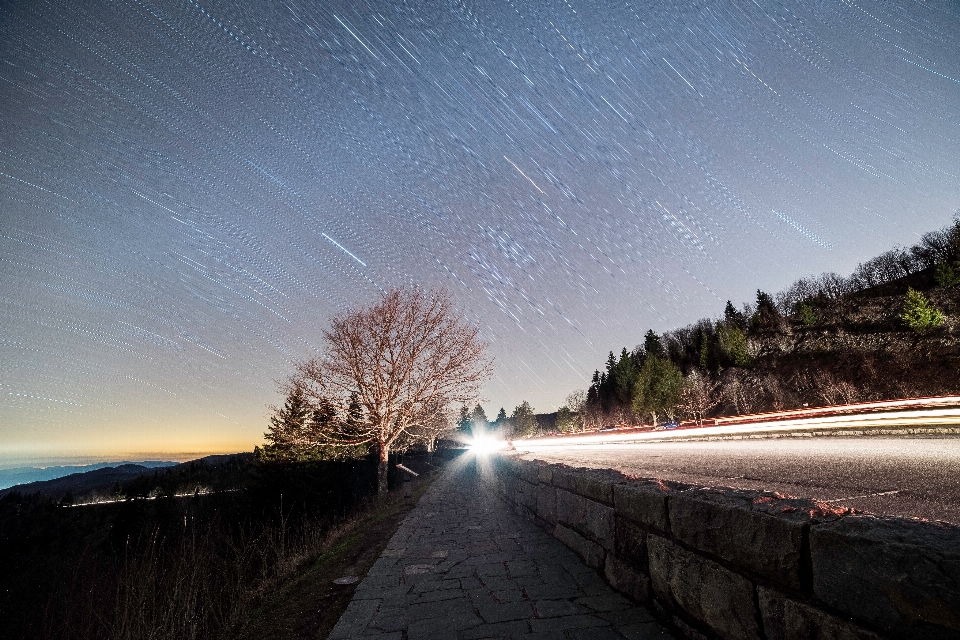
[0,452,418,640]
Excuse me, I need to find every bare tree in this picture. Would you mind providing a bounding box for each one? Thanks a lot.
[405,401,454,459]
[723,371,764,415]
[677,369,721,426]
[293,288,493,493]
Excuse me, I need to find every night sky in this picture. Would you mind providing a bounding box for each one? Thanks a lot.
[2,0,958,463]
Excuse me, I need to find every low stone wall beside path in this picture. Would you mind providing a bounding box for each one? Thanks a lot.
[490,454,960,640]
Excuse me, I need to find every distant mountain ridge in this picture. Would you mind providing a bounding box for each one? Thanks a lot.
[0,455,253,501]
[0,461,176,491]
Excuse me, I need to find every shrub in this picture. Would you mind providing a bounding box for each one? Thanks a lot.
[795,302,817,326]
[901,287,945,334]
[934,261,960,287]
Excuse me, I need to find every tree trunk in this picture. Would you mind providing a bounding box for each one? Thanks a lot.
[426,437,434,465]
[377,442,390,495]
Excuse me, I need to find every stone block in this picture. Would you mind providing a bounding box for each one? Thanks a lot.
[552,466,622,504]
[758,587,885,640]
[613,480,675,533]
[519,460,541,485]
[647,534,760,640]
[810,515,960,640]
[554,523,605,569]
[615,516,648,571]
[556,488,587,529]
[604,553,651,603]
[504,475,519,499]
[669,488,834,590]
[493,454,521,478]
[517,479,537,509]
[538,464,555,484]
[537,484,557,525]
[584,498,615,550]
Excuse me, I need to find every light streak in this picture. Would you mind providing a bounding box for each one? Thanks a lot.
[333,14,383,64]
[512,401,960,452]
[504,156,546,194]
[321,233,366,266]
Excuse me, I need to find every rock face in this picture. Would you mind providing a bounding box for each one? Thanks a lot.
[492,454,960,640]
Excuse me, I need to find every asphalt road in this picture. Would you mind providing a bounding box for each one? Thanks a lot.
[514,436,960,525]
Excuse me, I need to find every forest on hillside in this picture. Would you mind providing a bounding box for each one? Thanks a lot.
[543,215,960,431]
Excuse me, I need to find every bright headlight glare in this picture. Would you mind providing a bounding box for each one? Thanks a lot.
[470,435,506,454]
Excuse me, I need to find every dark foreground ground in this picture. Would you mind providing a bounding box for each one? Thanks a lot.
[516,435,960,524]
[329,456,674,640]
[238,473,435,640]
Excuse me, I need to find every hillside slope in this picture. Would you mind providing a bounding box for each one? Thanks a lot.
[574,216,960,428]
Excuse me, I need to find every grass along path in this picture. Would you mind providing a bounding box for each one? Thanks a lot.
[236,470,437,640]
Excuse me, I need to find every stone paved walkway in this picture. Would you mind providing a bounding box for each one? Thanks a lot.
[328,457,674,640]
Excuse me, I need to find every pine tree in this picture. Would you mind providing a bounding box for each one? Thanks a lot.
[469,404,489,435]
[264,386,311,448]
[935,261,960,287]
[631,355,684,424]
[752,290,779,330]
[611,348,639,405]
[457,405,471,432]
[698,331,710,370]
[901,287,945,334]
[795,302,817,326]
[643,330,664,358]
[724,300,746,330]
[511,401,536,438]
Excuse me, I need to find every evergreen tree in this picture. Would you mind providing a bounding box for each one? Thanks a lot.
[901,287,945,334]
[698,331,711,370]
[469,404,489,435]
[511,401,536,438]
[935,262,960,287]
[752,289,779,329]
[756,290,776,314]
[495,407,508,423]
[643,330,664,359]
[795,302,817,326]
[611,348,639,405]
[586,370,601,409]
[263,386,311,449]
[718,325,751,367]
[259,390,366,462]
[724,300,747,330]
[457,405,471,432]
[345,393,364,432]
[631,355,684,424]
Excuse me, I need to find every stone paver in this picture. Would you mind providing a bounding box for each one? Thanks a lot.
[329,457,675,640]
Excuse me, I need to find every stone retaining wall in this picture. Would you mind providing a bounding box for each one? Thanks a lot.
[489,454,960,640]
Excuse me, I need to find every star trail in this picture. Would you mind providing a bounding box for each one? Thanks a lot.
[1,0,958,462]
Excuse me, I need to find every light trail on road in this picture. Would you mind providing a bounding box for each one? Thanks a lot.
[513,436,960,525]
[512,404,960,451]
